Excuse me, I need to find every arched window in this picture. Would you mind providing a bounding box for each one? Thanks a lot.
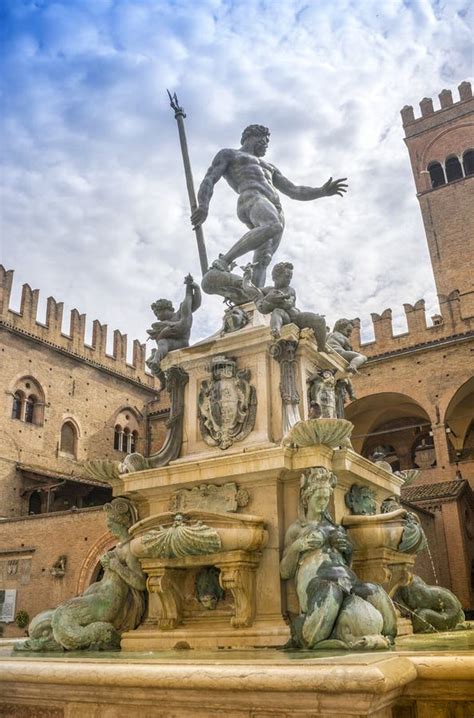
[9,377,44,425]
[25,395,36,424]
[114,425,122,451]
[445,155,463,183]
[112,408,141,453]
[427,161,445,188]
[60,421,77,457]
[463,149,474,176]
[11,391,24,420]
[122,427,130,453]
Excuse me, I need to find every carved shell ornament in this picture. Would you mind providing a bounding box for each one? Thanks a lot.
[139,513,222,559]
[282,417,353,449]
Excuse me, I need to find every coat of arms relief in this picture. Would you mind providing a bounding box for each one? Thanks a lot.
[198,355,257,450]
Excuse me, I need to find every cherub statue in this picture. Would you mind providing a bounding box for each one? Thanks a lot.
[17,498,146,652]
[307,369,337,418]
[146,274,201,389]
[280,467,397,650]
[243,261,326,351]
[327,319,367,373]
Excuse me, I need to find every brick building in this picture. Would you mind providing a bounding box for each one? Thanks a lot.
[347,80,474,612]
[0,269,168,635]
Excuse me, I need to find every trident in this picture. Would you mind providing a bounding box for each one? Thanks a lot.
[167,90,209,276]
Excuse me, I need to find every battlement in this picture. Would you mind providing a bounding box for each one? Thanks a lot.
[401,81,473,135]
[350,291,474,360]
[0,265,155,387]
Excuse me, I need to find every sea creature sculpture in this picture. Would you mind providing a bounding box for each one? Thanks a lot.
[17,498,145,651]
[380,496,427,554]
[395,575,466,633]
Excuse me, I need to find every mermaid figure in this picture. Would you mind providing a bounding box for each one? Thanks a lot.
[17,498,146,652]
[280,468,397,649]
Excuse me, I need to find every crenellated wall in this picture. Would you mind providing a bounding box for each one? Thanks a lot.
[400,81,474,317]
[350,292,474,358]
[400,80,473,144]
[0,265,153,387]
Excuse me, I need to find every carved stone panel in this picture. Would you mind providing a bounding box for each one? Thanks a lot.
[170,482,249,513]
[198,355,257,450]
[269,339,301,434]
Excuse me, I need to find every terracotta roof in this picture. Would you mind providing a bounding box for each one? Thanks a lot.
[402,479,468,502]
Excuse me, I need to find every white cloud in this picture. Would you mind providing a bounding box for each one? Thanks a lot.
[1,0,472,354]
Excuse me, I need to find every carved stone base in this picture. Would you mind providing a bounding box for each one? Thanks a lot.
[120,619,289,651]
[351,547,416,597]
[129,549,268,647]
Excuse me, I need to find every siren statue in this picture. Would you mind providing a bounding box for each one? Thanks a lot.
[17,499,146,652]
[280,468,397,650]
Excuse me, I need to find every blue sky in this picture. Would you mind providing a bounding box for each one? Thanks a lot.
[1,0,473,356]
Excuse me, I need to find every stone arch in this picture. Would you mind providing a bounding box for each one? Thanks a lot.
[427,160,446,188]
[421,122,474,168]
[444,377,474,459]
[345,392,431,469]
[76,530,115,594]
[60,414,82,438]
[462,148,474,176]
[445,154,463,182]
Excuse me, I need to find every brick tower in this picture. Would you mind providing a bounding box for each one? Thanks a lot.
[401,81,474,319]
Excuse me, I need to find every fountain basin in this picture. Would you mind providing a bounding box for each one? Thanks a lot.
[129,509,268,557]
[341,509,418,598]
[342,508,407,551]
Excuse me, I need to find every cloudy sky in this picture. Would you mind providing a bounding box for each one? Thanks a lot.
[1,0,472,359]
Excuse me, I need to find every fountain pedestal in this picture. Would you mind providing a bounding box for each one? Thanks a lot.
[111,320,409,650]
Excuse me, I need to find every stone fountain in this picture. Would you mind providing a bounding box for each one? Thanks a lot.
[1,109,472,718]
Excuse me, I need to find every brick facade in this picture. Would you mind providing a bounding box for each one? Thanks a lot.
[0,508,110,638]
[0,269,169,634]
[347,81,474,611]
